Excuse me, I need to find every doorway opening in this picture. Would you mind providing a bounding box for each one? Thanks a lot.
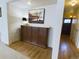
[58,0,79,59]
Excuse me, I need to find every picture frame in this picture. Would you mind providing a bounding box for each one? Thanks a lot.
[0,8,2,17]
[28,8,45,24]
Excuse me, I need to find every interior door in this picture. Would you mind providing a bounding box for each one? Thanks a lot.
[62,18,72,35]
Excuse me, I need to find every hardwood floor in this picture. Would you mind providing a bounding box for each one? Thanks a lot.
[9,41,52,59]
[58,35,79,59]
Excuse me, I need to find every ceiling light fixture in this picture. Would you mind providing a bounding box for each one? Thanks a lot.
[70,15,73,18]
[27,0,31,5]
[70,0,77,6]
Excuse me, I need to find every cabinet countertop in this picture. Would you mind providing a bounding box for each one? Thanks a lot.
[21,25,51,28]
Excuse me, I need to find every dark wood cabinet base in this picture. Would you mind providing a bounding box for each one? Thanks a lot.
[21,25,49,48]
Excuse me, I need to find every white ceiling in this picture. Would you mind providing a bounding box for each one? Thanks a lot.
[8,0,57,3]
[8,0,57,8]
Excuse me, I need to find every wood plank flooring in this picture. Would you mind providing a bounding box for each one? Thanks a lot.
[9,35,79,59]
[9,41,52,59]
[58,35,79,59]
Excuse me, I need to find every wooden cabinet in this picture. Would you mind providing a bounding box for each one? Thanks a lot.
[21,25,49,48]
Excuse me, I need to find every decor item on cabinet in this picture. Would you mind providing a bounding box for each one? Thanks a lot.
[28,8,45,24]
[22,17,28,25]
[21,25,49,48]
[0,8,2,17]
[22,17,27,21]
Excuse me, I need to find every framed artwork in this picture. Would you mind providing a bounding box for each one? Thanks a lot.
[0,8,2,17]
[28,8,45,24]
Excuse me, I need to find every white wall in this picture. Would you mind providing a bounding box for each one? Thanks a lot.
[70,14,79,48]
[8,3,31,44]
[70,19,78,46]
[52,0,65,59]
[0,0,9,45]
[73,18,79,48]
[75,13,79,48]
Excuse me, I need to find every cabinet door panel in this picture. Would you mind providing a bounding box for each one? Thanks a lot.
[26,27,32,42]
[21,26,32,42]
[21,26,27,41]
[38,28,48,48]
[31,27,38,44]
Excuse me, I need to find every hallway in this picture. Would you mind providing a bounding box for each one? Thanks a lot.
[58,35,79,59]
